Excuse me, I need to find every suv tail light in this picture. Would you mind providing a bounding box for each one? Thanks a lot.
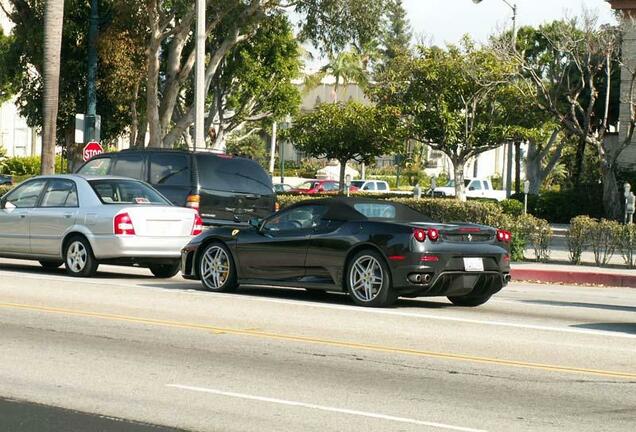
[274,202,280,212]
[114,212,136,236]
[186,194,200,210]
[192,213,203,236]
[413,228,440,242]
[497,229,512,243]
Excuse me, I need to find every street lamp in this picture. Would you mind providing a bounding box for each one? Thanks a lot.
[472,0,518,198]
[472,0,517,47]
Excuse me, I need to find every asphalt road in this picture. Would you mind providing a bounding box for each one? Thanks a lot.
[0,257,634,432]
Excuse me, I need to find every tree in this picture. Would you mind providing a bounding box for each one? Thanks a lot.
[506,16,634,218]
[225,134,267,167]
[41,0,65,175]
[304,51,368,103]
[381,0,412,62]
[288,102,401,191]
[373,41,515,201]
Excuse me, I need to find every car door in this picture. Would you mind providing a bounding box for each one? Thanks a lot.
[237,205,327,281]
[29,179,80,257]
[0,179,47,254]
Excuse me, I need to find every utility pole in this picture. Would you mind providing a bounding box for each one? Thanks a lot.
[85,0,99,142]
[194,0,206,150]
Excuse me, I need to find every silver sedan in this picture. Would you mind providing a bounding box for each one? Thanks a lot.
[0,175,202,277]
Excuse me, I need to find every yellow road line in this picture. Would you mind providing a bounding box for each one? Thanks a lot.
[1,301,635,380]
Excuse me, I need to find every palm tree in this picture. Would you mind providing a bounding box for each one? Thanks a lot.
[305,51,367,102]
[42,0,65,175]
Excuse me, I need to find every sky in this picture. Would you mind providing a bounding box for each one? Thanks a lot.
[404,0,617,46]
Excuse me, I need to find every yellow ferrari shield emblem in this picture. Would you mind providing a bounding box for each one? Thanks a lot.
[232,229,240,237]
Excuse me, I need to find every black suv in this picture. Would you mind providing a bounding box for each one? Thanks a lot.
[76,149,276,226]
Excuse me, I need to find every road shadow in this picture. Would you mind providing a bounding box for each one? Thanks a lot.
[139,281,454,309]
[521,300,636,314]
[571,323,636,335]
[0,261,153,280]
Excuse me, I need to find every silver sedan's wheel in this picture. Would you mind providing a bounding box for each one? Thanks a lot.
[349,255,384,302]
[346,250,396,308]
[199,243,237,292]
[66,241,87,273]
[64,236,98,277]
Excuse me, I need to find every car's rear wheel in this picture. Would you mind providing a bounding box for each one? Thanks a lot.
[39,260,63,270]
[447,293,492,307]
[149,262,180,278]
[198,242,237,292]
[64,236,98,277]
[346,250,396,308]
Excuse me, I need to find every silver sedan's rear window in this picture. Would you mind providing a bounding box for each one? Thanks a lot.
[89,179,170,205]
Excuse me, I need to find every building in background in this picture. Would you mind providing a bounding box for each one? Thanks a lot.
[608,0,636,170]
[0,3,40,157]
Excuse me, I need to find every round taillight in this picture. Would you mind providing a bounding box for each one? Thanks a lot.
[413,228,426,242]
[497,229,511,243]
[428,228,439,242]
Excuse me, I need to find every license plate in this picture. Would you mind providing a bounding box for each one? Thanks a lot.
[463,257,484,272]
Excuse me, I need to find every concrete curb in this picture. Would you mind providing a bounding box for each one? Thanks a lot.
[511,268,636,288]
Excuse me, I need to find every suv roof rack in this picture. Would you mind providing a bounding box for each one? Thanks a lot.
[120,147,226,155]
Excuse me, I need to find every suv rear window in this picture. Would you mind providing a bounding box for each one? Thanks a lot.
[196,155,272,195]
[89,179,170,205]
[150,153,190,186]
[111,154,144,179]
[78,157,112,175]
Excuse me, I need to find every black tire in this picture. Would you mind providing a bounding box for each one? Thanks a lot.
[149,262,180,278]
[447,294,492,307]
[64,236,99,277]
[39,260,63,270]
[198,242,237,292]
[346,249,396,308]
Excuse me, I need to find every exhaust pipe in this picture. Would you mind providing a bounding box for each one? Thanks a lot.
[504,274,512,283]
[423,274,432,283]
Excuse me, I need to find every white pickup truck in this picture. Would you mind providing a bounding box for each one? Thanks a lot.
[433,178,507,202]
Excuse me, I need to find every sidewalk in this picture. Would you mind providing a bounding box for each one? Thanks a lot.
[511,262,636,287]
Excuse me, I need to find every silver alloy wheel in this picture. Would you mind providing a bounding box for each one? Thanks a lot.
[66,241,88,273]
[349,255,384,302]
[201,246,231,289]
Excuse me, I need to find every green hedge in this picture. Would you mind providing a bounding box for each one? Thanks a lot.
[0,184,11,197]
[0,155,66,176]
[511,186,604,223]
[277,194,550,262]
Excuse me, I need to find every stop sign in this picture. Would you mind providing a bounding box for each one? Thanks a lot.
[83,141,104,161]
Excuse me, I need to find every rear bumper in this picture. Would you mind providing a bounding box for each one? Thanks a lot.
[89,234,192,259]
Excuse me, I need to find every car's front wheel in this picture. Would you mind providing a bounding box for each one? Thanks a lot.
[198,242,237,292]
[64,236,99,277]
[149,262,180,278]
[346,250,396,308]
[447,293,492,307]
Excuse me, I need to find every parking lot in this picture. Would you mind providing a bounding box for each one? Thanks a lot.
[0,257,634,432]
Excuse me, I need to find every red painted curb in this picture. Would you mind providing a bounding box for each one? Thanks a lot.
[511,269,636,288]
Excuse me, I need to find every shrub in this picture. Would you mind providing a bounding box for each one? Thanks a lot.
[589,219,622,266]
[567,216,596,265]
[618,224,636,268]
[0,184,11,197]
[531,187,603,223]
[500,199,523,216]
[0,155,66,176]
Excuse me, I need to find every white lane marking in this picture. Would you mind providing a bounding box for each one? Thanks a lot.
[2,268,635,340]
[167,384,487,432]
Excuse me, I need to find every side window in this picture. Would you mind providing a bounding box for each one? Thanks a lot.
[40,179,78,208]
[363,182,376,191]
[263,205,327,232]
[111,154,144,180]
[150,153,190,186]
[483,181,490,190]
[78,157,112,175]
[377,182,388,191]
[325,182,338,191]
[470,181,482,190]
[3,180,47,208]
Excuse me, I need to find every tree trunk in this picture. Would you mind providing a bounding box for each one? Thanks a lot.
[514,141,521,195]
[601,160,622,220]
[453,160,466,202]
[41,0,65,175]
[339,159,347,193]
[573,136,586,186]
[146,38,162,147]
[130,80,140,148]
[525,142,542,195]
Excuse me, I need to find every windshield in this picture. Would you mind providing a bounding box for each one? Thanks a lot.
[350,181,365,188]
[445,180,471,187]
[89,179,170,205]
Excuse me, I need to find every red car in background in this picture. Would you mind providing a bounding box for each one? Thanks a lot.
[289,180,359,195]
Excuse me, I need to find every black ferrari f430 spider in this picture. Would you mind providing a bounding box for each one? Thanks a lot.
[181,198,512,307]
